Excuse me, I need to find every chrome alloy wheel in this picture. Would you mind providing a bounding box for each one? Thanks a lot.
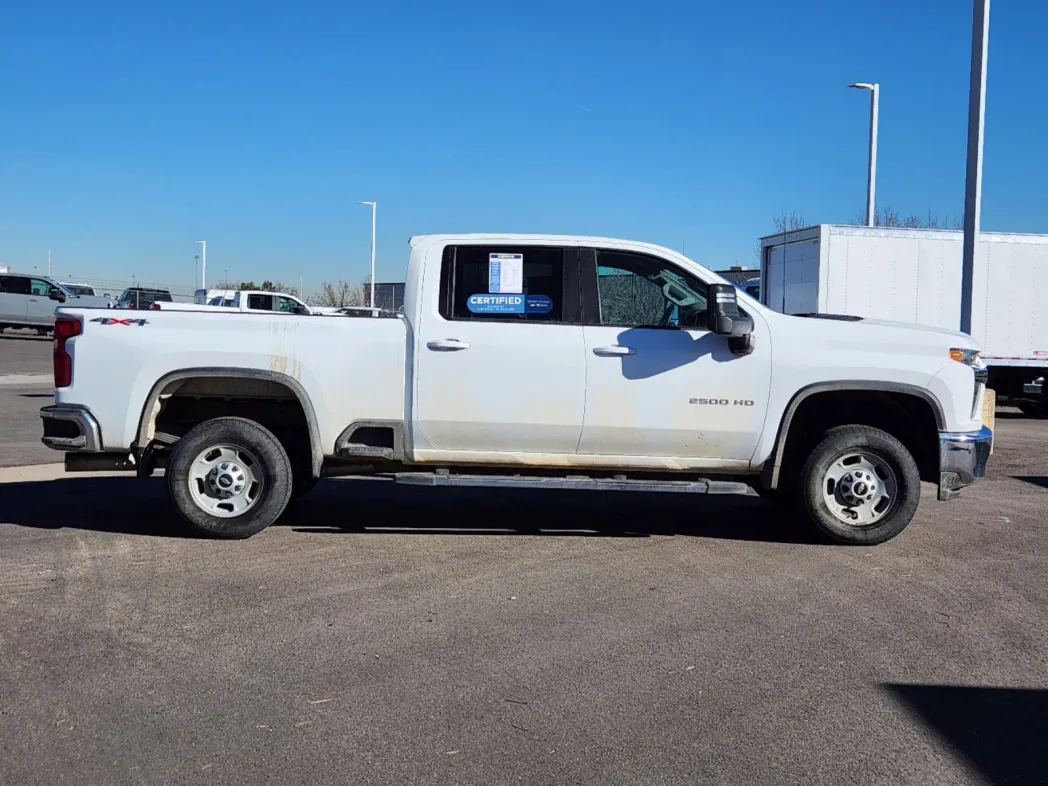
[188,444,265,518]
[821,452,898,527]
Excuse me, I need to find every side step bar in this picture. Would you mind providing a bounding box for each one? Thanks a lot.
[393,472,752,495]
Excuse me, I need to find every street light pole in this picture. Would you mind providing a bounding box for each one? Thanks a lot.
[849,83,880,226]
[194,240,207,289]
[961,0,990,335]
[360,201,376,309]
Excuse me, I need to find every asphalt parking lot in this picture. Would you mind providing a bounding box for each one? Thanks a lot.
[1,335,1046,785]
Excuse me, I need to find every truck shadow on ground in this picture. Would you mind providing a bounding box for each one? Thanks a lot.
[884,683,1048,785]
[1014,476,1048,489]
[0,476,820,544]
[0,332,50,342]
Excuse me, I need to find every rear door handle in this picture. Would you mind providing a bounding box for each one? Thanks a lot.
[427,339,471,352]
[592,345,635,357]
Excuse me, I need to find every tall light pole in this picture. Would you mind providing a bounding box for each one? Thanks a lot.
[194,255,200,289]
[194,240,207,289]
[849,83,880,227]
[360,201,376,309]
[48,249,52,277]
[961,0,990,335]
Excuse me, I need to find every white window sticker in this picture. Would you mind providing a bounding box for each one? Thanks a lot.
[489,253,523,294]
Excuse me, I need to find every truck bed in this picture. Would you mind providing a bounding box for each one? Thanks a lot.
[55,307,408,454]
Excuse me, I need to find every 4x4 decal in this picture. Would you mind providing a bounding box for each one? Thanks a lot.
[90,317,149,326]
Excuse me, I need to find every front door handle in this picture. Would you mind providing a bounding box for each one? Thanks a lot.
[592,345,635,357]
[427,339,471,352]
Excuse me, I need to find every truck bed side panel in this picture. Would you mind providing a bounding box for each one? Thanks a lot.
[54,310,407,454]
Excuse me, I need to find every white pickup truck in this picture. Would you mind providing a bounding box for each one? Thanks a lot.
[40,234,991,544]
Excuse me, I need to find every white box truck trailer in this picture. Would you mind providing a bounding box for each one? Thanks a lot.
[759,224,1048,414]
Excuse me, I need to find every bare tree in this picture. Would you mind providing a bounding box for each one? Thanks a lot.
[772,209,808,234]
[755,210,808,263]
[852,207,962,230]
[315,276,371,308]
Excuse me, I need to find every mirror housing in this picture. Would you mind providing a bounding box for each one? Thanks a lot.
[48,287,66,303]
[293,304,310,315]
[707,283,754,356]
[707,284,752,338]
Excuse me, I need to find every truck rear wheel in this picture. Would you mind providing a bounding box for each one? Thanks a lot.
[166,417,293,539]
[798,425,921,545]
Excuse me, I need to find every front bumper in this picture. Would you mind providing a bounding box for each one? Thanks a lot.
[938,426,992,501]
[40,405,103,452]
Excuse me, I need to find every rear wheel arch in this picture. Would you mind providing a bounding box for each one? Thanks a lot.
[762,381,945,490]
[134,367,324,478]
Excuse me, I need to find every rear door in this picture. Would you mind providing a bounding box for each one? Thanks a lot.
[412,243,587,457]
[0,275,31,324]
[247,293,277,311]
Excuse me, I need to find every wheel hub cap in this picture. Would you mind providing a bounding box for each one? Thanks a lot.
[188,445,264,518]
[822,453,898,528]
[208,461,246,498]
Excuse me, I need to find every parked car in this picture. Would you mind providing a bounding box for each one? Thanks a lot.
[117,287,173,310]
[41,233,991,544]
[0,273,111,334]
[61,283,116,308]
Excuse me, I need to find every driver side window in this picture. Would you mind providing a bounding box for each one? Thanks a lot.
[595,251,707,329]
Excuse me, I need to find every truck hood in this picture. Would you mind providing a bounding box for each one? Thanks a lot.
[788,313,980,349]
[852,317,976,345]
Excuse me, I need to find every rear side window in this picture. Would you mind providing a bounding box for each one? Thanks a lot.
[247,294,274,310]
[0,276,31,295]
[438,245,575,323]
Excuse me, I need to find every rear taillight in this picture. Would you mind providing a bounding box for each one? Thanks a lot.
[53,317,82,388]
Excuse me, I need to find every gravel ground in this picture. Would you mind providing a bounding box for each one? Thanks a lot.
[0,408,1045,785]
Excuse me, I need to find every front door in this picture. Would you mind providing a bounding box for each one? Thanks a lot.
[26,278,55,325]
[577,248,770,463]
[412,243,586,458]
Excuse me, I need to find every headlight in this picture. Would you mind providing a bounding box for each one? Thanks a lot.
[950,348,984,367]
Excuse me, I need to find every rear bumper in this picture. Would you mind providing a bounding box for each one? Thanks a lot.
[40,405,103,452]
[938,426,992,501]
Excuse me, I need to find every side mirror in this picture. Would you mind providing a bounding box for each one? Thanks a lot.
[293,305,310,315]
[48,287,66,303]
[707,284,751,338]
[707,284,755,356]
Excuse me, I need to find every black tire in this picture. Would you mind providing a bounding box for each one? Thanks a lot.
[798,425,921,545]
[166,417,293,539]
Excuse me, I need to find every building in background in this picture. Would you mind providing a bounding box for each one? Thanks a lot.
[714,266,759,286]
[374,281,405,311]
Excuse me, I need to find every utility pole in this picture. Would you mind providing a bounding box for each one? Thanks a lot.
[961,0,990,335]
[48,249,52,277]
[849,82,880,227]
[194,240,207,289]
[360,201,376,309]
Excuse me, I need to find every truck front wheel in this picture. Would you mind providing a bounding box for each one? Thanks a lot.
[798,425,921,545]
[166,417,293,539]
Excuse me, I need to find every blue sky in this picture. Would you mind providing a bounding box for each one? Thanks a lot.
[2,0,1046,290]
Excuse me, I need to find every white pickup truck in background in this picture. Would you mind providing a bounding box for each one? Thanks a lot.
[156,289,317,315]
[40,234,991,544]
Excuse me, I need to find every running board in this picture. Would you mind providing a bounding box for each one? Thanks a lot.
[393,472,752,495]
